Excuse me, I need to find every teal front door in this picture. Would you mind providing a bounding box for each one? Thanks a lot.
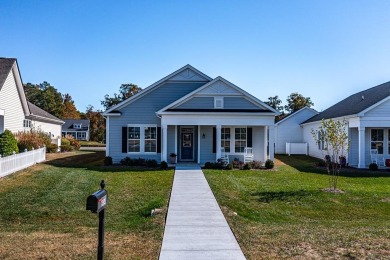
[180,128,194,161]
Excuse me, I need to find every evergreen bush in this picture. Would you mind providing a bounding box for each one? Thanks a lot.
[0,130,19,157]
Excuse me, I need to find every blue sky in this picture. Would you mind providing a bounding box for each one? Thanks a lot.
[1,1,390,112]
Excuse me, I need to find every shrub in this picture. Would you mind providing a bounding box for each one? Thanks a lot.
[60,145,74,152]
[146,159,158,167]
[46,143,58,153]
[369,163,378,171]
[265,159,274,169]
[250,160,263,169]
[61,138,71,146]
[203,161,224,169]
[120,157,131,166]
[225,163,233,170]
[0,130,19,157]
[243,163,251,170]
[104,156,113,166]
[15,130,50,151]
[160,161,168,170]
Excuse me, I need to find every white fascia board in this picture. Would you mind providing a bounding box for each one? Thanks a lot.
[12,61,30,116]
[104,64,212,114]
[102,112,121,117]
[276,107,318,126]
[159,111,277,116]
[357,96,390,116]
[300,114,357,127]
[157,76,280,115]
[161,114,275,126]
[28,115,65,125]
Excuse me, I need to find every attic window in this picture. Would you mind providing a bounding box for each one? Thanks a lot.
[74,123,82,129]
[214,97,224,109]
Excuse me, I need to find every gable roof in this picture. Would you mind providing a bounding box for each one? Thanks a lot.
[103,64,212,115]
[157,76,280,115]
[27,102,64,125]
[0,58,30,116]
[0,58,16,89]
[62,119,90,131]
[276,106,318,125]
[303,81,390,124]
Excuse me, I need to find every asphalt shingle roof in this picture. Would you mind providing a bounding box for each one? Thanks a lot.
[304,81,390,123]
[0,58,16,89]
[62,119,90,131]
[28,101,63,122]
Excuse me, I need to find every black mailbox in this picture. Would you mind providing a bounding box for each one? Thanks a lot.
[86,189,107,213]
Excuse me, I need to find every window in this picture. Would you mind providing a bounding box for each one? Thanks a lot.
[221,128,231,153]
[235,128,247,153]
[318,131,326,150]
[144,127,157,152]
[128,127,141,152]
[388,129,390,154]
[214,97,224,108]
[371,129,384,154]
[74,124,82,129]
[127,125,157,153]
[77,132,86,140]
[23,119,31,128]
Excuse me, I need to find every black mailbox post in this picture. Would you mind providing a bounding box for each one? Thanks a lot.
[86,180,107,260]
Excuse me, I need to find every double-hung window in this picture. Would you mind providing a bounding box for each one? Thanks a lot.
[221,128,231,153]
[235,128,247,153]
[128,125,157,153]
[23,119,31,128]
[144,127,157,153]
[371,129,384,154]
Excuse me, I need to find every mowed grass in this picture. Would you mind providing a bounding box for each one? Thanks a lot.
[0,151,173,259]
[204,155,390,259]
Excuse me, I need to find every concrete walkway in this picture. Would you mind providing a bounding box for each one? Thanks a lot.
[159,165,246,260]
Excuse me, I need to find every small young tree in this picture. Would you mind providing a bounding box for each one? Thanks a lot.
[311,119,349,192]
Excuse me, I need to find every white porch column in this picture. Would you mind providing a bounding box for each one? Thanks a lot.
[162,124,168,162]
[216,125,221,161]
[358,126,366,168]
[268,125,275,161]
[105,116,110,156]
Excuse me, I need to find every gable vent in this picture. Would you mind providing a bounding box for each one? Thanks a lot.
[214,97,224,108]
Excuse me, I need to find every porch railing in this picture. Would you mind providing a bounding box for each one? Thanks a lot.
[0,147,46,178]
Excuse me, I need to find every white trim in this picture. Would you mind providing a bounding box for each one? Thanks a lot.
[300,115,356,126]
[358,96,390,116]
[0,109,4,116]
[157,76,280,115]
[103,65,212,115]
[161,114,275,126]
[104,113,121,117]
[126,124,158,154]
[159,111,277,116]
[106,117,110,156]
[214,97,224,108]
[276,107,318,125]
[179,126,195,161]
[198,125,201,164]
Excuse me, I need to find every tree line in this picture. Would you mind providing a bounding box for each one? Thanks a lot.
[24,82,142,142]
[264,93,314,121]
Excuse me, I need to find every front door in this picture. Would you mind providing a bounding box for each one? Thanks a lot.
[181,127,194,161]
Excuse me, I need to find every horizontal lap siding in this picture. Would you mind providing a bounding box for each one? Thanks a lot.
[200,126,215,164]
[167,125,175,156]
[349,128,359,166]
[224,97,259,109]
[109,82,205,163]
[365,99,390,116]
[253,126,266,162]
[177,97,214,109]
[0,71,25,133]
[302,122,323,159]
[32,120,62,139]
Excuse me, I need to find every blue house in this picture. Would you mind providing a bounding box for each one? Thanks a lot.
[103,65,279,164]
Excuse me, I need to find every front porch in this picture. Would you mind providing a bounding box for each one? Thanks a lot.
[161,124,275,165]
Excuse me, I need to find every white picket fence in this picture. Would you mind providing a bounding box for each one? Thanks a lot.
[0,147,46,178]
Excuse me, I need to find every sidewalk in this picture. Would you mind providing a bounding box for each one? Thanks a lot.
[159,165,246,260]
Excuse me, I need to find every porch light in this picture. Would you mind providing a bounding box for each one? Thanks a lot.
[202,133,206,139]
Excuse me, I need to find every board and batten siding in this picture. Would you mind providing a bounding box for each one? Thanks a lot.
[275,109,318,154]
[108,82,205,163]
[0,70,25,133]
[365,99,390,117]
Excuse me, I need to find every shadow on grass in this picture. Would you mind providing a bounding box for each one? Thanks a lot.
[276,155,390,178]
[44,151,170,173]
[251,190,320,203]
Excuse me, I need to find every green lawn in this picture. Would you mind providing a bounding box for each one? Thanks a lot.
[204,155,390,259]
[79,140,106,147]
[0,151,173,259]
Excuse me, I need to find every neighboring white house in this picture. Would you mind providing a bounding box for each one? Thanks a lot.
[103,65,279,164]
[0,58,64,138]
[276,81,390,168]
[275,107,318,154]
[62,119,90,140]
